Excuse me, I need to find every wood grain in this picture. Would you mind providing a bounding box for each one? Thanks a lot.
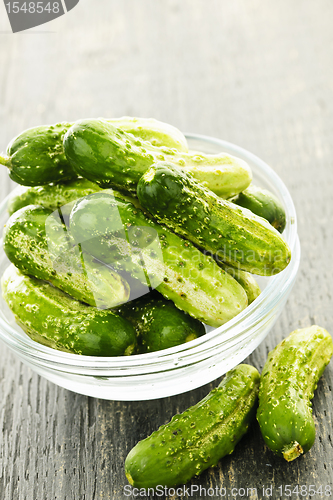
[1,0,333,498]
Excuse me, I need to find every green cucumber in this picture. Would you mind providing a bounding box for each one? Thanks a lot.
[63,118,252,198]
[108,116,188,151]
[232,185,286,233]
[69,191,249,327]
[7,178,102,216]
[125,364,260,488]
[218,263,261,304]
[0,122,77,186]
[1,264,136,356]
[257,325,333,461]
[3,205,130,309]
[117,292,206,353]
[137,162,291,276]
[1,117,187,187]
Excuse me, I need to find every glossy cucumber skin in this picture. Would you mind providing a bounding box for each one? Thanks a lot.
[218,263,261,304]
[125,364,260,488]
[63,118,252,198]
[107,116,188,151]
[7,178,102,216]
[117,292,206,353]
[232,185,286,233]
[1,265,136,356]
[69,191,248,327]
[257,326,333,461]
[1,118,187,187]
[2,123,77,186]
[3,205,130,309]
[137,162,291,276]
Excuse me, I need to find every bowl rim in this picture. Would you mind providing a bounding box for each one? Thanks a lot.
[0,133,298,370]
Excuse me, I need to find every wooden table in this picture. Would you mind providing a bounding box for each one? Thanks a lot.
[1,1,332,498]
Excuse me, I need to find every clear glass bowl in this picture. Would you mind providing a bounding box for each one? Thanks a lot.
[0,135,300,401]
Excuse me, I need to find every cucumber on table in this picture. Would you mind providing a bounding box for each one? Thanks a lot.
[63,118,252,198]
[7,178,102,216]
[3,205,130,309]
[69,191,249,327]
[137,161,291,276]
[125,364,260,488]
[257,325,333,461]
[117,292,206,353]
[1,117,188,187]
[1,264,137,356]
[232,184,286,233]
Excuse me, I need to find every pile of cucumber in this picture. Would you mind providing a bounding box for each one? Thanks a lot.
[1,117,291,356]
[125,326,333,487]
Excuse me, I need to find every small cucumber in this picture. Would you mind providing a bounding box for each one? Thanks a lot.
[3,205,130,309]
[69,191,248,327]
[218,263,261,304]
[0,122,77,186]
[63,118,252,198]
[117,292,206,353]
[125,364,260,488]
[1,264,136,356]
[232,185,286,233]
[1,118,187,187]
[257,325,333,461]
[7,178,102,216]
[108,116,188,151]
[137,162,291,276]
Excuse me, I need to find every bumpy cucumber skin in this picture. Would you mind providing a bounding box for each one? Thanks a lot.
[107,117,188,152]
[7,178,102,216]
[232,185,286,233]
[1,117,187,188]
[1,265,136,356]
[257,326,333,461]
[137,162,291,276]
[69,191,248,327]
[3,205,130,309]
[117,292,206,353]
[125,364,260,488]
[2,123,77,186]
[63,118,252,198]
[218,263,261,304]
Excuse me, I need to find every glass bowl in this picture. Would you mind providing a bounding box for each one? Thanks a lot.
[0,134,300,401]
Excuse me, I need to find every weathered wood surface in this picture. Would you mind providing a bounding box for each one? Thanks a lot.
[0,1,333,498]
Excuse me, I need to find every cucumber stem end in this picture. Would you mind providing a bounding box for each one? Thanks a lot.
[282,441,303,462]
[125,471,134,485]
[0,155,10,167]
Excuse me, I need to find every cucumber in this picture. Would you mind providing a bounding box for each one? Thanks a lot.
[257,325,333,461]
[63,118,252,198]
[3,205,130,309]
[117,291,206,353]
[1,264,136,356]
[218,263,261,304]
[108,116,188,151]
[7,178,102,216]
[137,162,291,276]
[232,185,286,233]
[1,118,187,187]
[0,122,77,186]
[125,364,260,488]
[69,191,249,327]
